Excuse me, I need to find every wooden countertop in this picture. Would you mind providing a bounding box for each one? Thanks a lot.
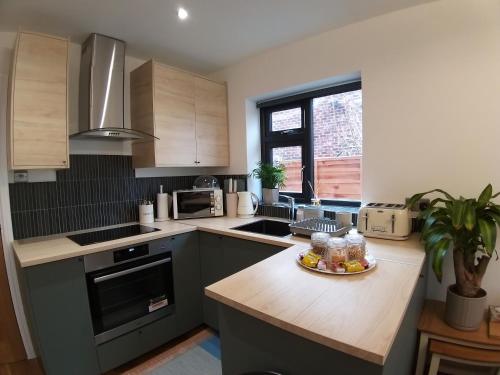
[203,218,425,365]
[13,221,196,267]
[13,216,425,366]
[13,216,291,267]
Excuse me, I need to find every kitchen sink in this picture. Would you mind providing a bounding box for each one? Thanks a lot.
[231,219,291,237]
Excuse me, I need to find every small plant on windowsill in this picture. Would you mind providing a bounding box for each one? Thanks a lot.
[407,184,500,331]
[250,162,287,205]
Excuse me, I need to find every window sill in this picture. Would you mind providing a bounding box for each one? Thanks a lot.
[260,202,360,214]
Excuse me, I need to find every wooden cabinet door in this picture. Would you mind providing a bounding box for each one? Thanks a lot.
[194,77,229,167]
[10,32,68,169]
[153,63,197,166]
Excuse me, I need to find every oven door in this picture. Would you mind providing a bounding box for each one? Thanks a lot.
[174,190,214,219]
[86,252,175,345]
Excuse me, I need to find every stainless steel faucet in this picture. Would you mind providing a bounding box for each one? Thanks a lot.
[279,194,295,222]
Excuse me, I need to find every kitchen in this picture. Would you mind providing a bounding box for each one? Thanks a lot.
[1,1,500,374]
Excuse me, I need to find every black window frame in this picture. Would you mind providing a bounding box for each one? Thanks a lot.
[258,81,362,206]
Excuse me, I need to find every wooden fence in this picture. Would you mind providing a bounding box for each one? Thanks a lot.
[282,156,361,200]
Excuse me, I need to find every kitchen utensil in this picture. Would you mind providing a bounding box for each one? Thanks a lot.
[156,185,169,222]
[335,211,352,228]
[357,203,411,240]
[237,192,259,218]
[303,206,324,219]
[290,218,351,237]
[226,193,238,218]
[296,207,305,221]
[139,201,154,224]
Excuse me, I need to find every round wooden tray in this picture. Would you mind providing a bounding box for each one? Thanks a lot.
[296,251,377,275]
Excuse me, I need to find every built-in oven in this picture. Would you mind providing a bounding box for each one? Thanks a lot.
[173,188,224,219]
[84,240,175,345]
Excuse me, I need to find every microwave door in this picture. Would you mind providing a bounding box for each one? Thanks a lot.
[177,192,212,218]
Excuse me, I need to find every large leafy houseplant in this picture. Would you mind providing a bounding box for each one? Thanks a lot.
[407,184,500,298]
[251,162,287,189]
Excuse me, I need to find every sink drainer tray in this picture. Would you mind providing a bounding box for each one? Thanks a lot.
[289,218,351,237]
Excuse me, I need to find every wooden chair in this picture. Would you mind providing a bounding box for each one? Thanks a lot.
[416,300,500,375]
[427,339,500,375]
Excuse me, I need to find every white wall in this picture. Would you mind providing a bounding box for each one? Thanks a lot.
[211,0,500,302]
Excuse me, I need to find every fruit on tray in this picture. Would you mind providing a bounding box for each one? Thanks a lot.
[317,260,327,271]
[301,251,322,268]
[344,260,365,273]
[330,261,346,273]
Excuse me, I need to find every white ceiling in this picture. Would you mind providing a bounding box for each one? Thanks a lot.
[0,0,434,73]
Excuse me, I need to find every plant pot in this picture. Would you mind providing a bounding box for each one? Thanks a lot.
[444,284,487,331]
[262,188,279,205]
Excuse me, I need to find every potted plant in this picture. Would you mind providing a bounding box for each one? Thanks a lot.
[251,162,287,204]
[407,184,500,330]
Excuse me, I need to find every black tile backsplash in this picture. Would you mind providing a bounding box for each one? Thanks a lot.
[9,154,246,239]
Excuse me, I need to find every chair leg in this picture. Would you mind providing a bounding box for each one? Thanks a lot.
[428,353,440,375]
[415,333,429,375]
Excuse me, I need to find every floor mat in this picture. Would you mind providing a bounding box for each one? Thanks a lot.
[147,335,222,375]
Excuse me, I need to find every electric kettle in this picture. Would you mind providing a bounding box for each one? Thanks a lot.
[237,192,259,218]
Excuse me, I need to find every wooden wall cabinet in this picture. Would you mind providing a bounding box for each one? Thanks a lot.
[131,60,229,168]
[8,31,69,170]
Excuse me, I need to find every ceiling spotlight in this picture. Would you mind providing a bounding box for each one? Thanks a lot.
[178,7,189,20]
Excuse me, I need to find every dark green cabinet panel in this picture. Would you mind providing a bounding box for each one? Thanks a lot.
[97,328,141,373]
[223,236,282,275]
[23,257,100,375]
[199,232,285,330]
[199,233,226,329]
[171,232,203,335]
[97,314,177,373]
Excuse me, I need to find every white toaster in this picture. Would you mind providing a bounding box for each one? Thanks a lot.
[357,203,411,240]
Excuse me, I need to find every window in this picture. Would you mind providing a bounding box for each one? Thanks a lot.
[259,82,362,204]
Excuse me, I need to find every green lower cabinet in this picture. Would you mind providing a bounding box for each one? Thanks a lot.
[200,232,285,330]
[19,230,285,373]
[171,232,203,335]
[97,314,177,373]
[21,257,100,375]
[200,233,227,330]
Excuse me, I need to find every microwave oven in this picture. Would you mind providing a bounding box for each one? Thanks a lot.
[172,188,224,219]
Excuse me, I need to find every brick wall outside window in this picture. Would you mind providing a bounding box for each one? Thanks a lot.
[272,90,362,199]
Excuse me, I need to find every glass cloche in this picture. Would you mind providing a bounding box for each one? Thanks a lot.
[193,175,220,189]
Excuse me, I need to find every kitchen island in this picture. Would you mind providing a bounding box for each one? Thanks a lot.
[197,218,426,375]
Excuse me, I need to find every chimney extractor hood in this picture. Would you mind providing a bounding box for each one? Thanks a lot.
[71,33,156,141]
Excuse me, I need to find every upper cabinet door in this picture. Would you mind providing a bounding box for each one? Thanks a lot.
[154,64,197,166]
[9,32,69,169]
[194,77,229,167]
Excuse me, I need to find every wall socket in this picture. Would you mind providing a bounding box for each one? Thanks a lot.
[13,171,28,183]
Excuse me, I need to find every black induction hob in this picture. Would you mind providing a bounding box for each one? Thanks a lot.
[67,224,160,246]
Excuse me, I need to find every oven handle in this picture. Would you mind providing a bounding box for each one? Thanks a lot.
[92,257,172,284]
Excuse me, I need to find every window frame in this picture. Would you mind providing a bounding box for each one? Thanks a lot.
[259,81,362,205]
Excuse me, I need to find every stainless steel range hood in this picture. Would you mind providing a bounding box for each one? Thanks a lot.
[71,33,155,140]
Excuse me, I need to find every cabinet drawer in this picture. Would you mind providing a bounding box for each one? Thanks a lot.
[97,314,177,373]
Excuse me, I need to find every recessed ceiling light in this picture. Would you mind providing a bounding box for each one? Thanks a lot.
[178,7,189,20]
